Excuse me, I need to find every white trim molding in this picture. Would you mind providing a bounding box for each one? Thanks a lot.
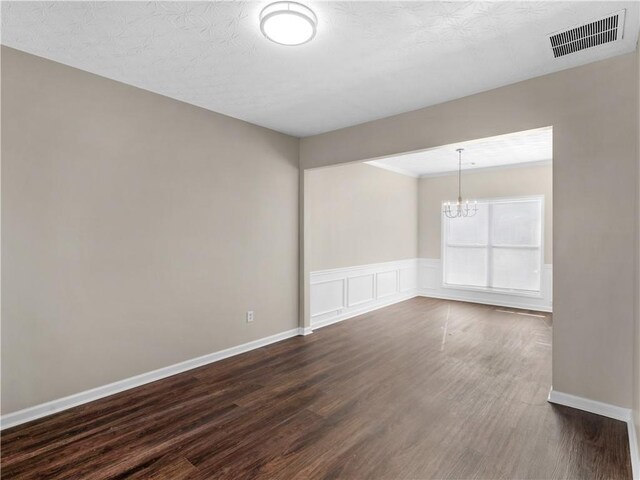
[629,417,640,480]
[310,259,418,329]
[418,258,552,312]
[311,292,418,330]
[548,388,631,421]
[548,387,639,479]
[419,159,552,179]
[1,327,307,430]
[298,326,314,336]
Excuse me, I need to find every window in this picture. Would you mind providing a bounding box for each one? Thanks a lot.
[442,196,543,295]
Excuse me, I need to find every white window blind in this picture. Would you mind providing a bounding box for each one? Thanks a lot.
[443,196,543,294]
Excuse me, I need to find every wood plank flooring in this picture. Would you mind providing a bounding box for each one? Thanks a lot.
[1,297,632,479]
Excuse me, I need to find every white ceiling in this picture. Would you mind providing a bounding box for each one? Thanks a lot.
[2,2,639,137]
[366,126,553,177]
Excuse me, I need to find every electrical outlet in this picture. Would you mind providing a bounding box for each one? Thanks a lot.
[246,311,254,323]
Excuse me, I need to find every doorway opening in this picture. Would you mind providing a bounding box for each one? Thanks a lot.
[302,126,553,330]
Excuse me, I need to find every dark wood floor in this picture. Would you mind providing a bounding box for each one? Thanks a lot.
[1,297,632,479]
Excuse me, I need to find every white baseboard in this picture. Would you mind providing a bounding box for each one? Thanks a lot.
[310,259,418,328]
[548,388,639,478]
[547,388,631,421]
[628,416,640,479]
[1,326,306,430]
[419,258,552,312]
[299,326,314,336]
[311,291,418,330]
[417,291,552,313]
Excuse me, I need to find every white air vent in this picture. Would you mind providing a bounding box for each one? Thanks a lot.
[549,9,626,58]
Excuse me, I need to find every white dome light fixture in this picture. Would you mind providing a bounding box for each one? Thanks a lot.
[260,2,317,46]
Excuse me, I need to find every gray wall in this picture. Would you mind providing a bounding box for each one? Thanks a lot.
[1,47,300,414]
[306,162,418,272]
[634,40,640,439]
[301,52,639,409]
[419,164,552,263]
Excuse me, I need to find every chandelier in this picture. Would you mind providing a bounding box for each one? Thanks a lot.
[443,148,478,219]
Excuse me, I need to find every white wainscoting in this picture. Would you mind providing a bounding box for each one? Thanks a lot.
[310,258,553,329]
[418,258,553,312]
[310,259,418,329]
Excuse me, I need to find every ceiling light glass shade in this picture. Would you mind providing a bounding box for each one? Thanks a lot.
[260,2,317,46]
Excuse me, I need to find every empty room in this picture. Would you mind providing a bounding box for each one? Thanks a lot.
[1,2,639,479]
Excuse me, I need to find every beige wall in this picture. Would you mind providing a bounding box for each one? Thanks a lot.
[419,164,552,263]
[1,47,300,414]
[2,42,638,420]
[307,162,418,271]
[634,40,640,437]
[301,52,638,408]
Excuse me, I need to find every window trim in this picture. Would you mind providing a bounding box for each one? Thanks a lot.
[440,194,545,299]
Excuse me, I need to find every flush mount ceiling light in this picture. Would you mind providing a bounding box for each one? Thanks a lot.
[259,1,317,46]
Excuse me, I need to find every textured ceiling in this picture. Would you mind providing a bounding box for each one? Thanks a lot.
[2,1,639,137]
[366,127,552,177]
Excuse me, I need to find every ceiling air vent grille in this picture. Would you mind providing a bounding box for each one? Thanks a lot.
[549,9,625,58]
